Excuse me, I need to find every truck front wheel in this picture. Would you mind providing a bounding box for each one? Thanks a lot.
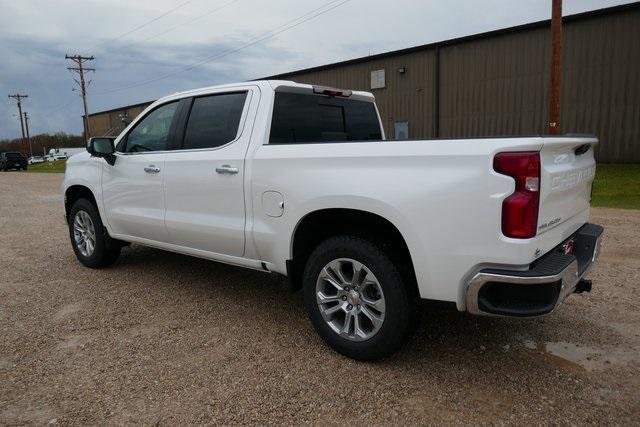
[302,235,414,360]
[68,198,121,268]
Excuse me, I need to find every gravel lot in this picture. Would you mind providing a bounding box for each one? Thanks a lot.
[1,172,639,425]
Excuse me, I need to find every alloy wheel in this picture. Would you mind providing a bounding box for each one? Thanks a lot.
[315,258,386,341]
[73,210,96,257]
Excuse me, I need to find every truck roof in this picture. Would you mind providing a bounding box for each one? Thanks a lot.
[155,80,375,105]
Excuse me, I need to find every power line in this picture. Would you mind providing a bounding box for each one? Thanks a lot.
[23,99,78,138]
[95,0,352,95]
[89,0,197,50]
[136,0,242,45]
[65,54,95,139]
[44,1,235,123]
[42,98,77,116]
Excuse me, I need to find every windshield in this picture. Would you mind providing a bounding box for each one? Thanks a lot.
[5,152,25,160]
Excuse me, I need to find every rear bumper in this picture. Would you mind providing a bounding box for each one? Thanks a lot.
[1,162,27,168]
[465,223,603,317]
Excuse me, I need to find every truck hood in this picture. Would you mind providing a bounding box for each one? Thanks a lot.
[66,150,91,164]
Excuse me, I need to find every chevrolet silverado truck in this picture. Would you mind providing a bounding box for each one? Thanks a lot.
[63,80,603,360]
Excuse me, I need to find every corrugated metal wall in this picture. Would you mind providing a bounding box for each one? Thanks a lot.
[438,26,550,138]
[276,5,640,162]
[561,8,640,162]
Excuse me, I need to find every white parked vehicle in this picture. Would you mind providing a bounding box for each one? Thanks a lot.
[28,156,45,164]
[62,80,603,359]
[50,147,84,159]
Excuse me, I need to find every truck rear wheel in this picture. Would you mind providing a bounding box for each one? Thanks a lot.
[302,235,414,360]
[68,198,121,268]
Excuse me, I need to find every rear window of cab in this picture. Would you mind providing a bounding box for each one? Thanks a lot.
[269,92,382,144]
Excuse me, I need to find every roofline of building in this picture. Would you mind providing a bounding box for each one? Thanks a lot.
[88,1,639,116]
[87,100,154,118]
[264,1,640,79]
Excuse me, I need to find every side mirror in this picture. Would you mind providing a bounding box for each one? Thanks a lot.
[87,137,116,165]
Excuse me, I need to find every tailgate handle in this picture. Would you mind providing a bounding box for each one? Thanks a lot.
[574,144,591,156]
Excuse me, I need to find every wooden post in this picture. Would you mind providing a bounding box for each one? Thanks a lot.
[548,0,563,134]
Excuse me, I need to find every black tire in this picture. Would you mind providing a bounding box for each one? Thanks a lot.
[68,198,121,268]
[303,235,415,361]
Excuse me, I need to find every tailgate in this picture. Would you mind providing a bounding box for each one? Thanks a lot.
[537,137,597,235]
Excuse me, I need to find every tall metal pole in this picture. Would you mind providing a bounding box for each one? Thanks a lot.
[23,112,33,157]
[548,0,563,135]
[8,94,28,155]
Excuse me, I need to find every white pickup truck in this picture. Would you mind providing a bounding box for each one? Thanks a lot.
[63,80,603,360]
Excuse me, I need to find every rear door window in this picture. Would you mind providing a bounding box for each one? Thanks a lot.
[269,92,382,144]
[182,92,248,150]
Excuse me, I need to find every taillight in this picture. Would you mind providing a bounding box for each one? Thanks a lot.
[493,151,540,238]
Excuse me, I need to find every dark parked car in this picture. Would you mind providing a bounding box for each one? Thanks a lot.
[0,152,28,171]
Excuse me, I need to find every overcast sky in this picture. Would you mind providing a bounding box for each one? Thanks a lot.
[0,0,633,139]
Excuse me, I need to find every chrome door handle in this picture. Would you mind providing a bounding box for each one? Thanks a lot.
[144,165,161,174]
[215,165,239,174]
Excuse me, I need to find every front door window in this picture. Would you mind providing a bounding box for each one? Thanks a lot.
[124,102,179,153]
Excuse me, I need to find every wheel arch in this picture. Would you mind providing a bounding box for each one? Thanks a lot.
[64,185,99,223]
[287,208,418,297]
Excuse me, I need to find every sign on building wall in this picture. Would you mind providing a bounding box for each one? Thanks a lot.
[394,121,409,140]
[370,69,385,89]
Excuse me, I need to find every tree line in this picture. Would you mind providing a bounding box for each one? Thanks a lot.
[0,132,85,156]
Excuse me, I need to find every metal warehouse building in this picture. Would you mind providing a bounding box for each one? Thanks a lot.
[87,2,640,162]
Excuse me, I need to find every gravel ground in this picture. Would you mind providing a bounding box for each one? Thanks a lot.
[1,172,639,425]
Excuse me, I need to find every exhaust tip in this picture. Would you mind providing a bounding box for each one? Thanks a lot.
[574,279,592,294]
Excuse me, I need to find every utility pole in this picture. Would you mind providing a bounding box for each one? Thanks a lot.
[65,54,95,140]
[8,93,28,155]
[548,0,563,134]
[23,112,33,157]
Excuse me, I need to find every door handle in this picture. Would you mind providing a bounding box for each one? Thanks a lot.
[215,165,239,174]
[144,165,161,174]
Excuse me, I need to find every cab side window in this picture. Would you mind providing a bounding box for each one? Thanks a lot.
[124,101,179,153]
[182,92,247,150]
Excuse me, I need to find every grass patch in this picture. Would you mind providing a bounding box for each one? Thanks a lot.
[592,163,640,210]
[27,160,66,173]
